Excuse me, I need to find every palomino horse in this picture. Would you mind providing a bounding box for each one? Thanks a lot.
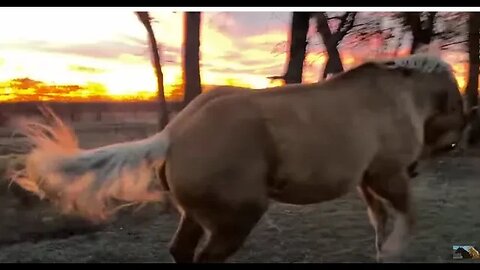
[11,54,471,263]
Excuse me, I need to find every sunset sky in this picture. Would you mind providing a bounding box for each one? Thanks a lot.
[0,9,470,102]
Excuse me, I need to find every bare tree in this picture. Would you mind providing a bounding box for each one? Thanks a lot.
[315,12,357,80]
[451,12,480,146]
[465,12,479,109]
[465,12,480,146]
[135,11,168,130]
[339,13,399,54]
[402,12,437,54]
[436,12,468,50]
[283,12,311,84]
[183,12,202,107]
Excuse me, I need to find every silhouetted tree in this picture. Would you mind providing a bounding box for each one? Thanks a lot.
[436,12,468,50]
[183,12,202,108]
[466,12,480,109]
[315,12,357,80]
[341,13,399,57]
[135,11,168,130]
[279,12,368,83]
[283,12,311,84]
[403,12,437,54]
[346,12,466,56]
[465,12,480,145]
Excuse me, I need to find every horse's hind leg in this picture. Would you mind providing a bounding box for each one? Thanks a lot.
[367,171,414,262]
[194,202,267,263]
[357,180,388,262]
[169,214,204,263]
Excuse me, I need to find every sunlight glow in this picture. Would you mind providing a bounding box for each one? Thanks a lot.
[0,10,472,102]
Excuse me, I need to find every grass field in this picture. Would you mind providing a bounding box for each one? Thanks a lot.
[0,121,479,263]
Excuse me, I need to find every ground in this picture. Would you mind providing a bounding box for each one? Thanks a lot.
[0,122,479,263]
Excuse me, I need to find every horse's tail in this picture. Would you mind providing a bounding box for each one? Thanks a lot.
[10,107,171,222]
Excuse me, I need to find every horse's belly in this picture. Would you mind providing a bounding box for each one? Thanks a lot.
[268,177,356,205]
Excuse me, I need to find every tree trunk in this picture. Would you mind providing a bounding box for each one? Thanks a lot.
[322,40,344,79]
[135,12,169,131]
[403,12,436,54]
[466,12,480,109]
[283,12,310,84]
[183,12,202,108]
[316,12,350,80]
[465,12,480,146]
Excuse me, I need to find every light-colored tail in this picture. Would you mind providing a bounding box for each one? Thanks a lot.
[10,107,170,222]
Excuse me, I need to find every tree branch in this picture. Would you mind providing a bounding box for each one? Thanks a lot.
[426,12,437,32]
[440,39,468,48]
[338,12,358,41]
[316,12,334,44]
[327,16,343,21]
[335,12,351,32]
[403,12,422,34]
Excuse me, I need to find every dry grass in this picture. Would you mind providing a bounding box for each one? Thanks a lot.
[0,154,25,191]
[0,154,25,175]
[0,123,478,263]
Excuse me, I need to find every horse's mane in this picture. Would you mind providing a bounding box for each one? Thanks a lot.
[376,53,453,74]
[260,54,455,95]
[323,53,455,86]
[341,53,452,75]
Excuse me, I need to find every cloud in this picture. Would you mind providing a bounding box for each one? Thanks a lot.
[0,11,294,90]
[192,13,291,83]
[198,25,288,80]
[205,63,283,77]
[69,65,106,74]
[0,39,147,61]
[0,12,290,72]
[205,12,290,38]
[53,41,147,60]
[117,54,147,65]
[0,38,182,70]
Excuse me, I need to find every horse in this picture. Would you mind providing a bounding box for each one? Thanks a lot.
[10,54,472,263]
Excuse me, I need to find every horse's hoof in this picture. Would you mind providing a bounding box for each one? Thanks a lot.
[378,244,403,262]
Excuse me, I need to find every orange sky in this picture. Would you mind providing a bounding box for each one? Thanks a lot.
[0,10,470,102]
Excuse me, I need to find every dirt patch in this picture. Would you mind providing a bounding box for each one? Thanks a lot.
[0,124,478,263]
